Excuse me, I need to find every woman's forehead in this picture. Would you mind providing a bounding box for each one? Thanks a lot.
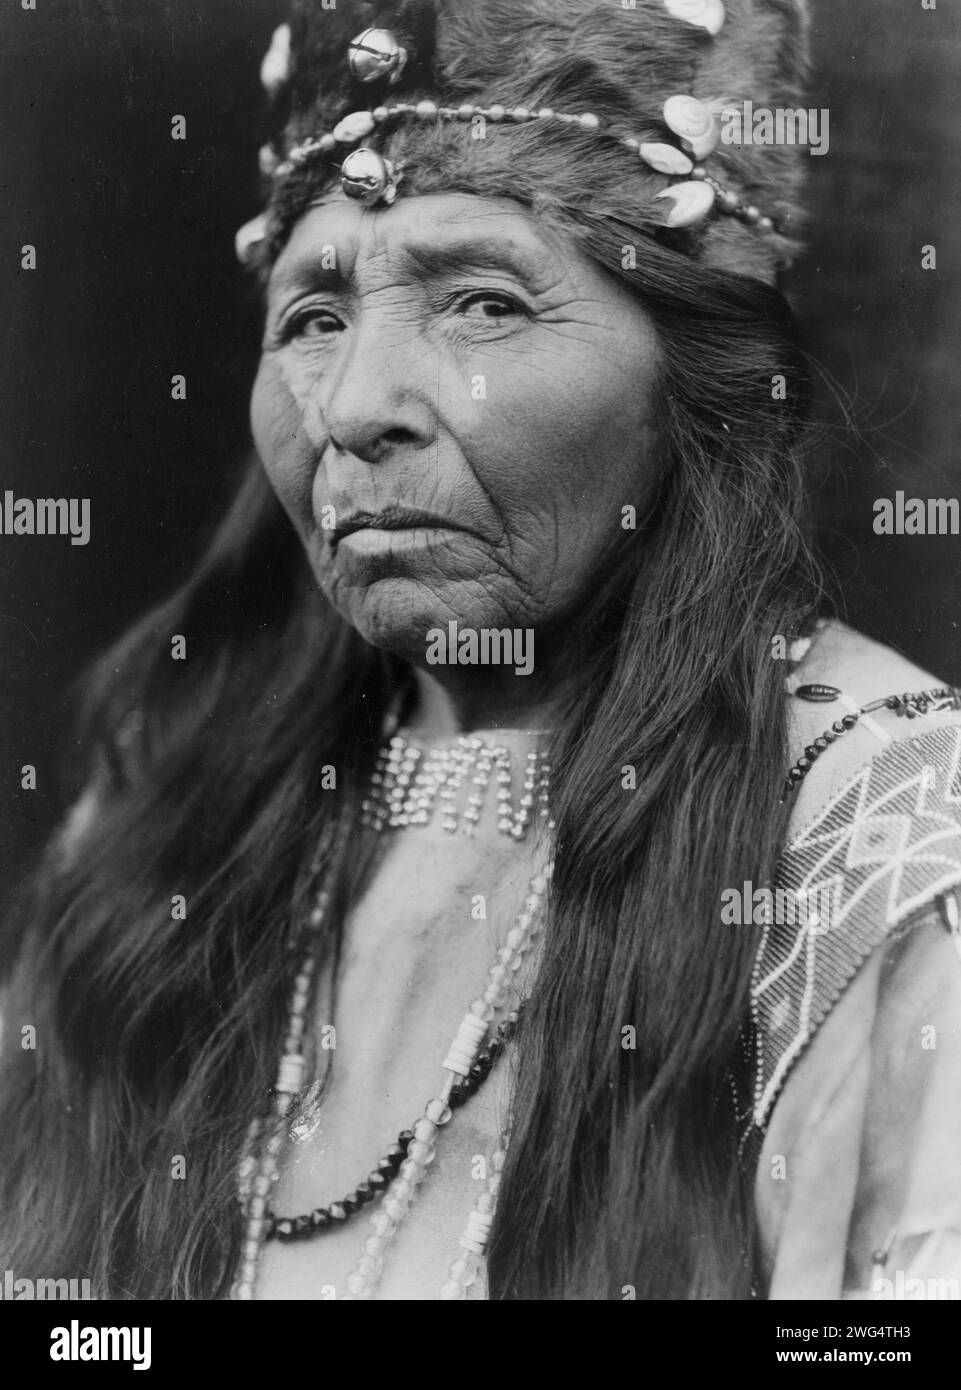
[269,192,573,294]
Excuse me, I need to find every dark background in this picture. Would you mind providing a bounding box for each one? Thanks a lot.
[1,0,959,894]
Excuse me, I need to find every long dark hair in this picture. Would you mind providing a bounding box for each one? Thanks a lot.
[0,223,820,1298]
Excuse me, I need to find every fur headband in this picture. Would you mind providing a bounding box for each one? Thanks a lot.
[239,0,812,286]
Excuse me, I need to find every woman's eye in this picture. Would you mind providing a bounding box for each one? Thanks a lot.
[285,309,343,339]
[458,292,524,322]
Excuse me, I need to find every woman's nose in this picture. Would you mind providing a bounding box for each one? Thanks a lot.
[320,318,437,464]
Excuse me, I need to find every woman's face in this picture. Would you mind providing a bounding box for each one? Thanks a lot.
[251,192,662,661]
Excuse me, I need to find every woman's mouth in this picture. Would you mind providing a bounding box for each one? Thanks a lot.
[330,507,467,550]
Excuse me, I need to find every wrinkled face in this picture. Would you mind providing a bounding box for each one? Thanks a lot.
[251,192,663,660]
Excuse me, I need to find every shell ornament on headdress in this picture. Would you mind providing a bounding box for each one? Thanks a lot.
[236,0,811,286]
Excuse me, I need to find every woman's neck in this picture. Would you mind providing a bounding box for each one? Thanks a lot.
[405,664,563,740]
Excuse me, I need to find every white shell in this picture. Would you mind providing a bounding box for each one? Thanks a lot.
[639,142,694,176]
[663,94,719,160]
[259,24,291,96]
[663,0,725,36]
[332,110,377,144]
[234,214,268,266]
[655,180,716,228]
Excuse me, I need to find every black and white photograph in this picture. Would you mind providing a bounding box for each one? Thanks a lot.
[1,0,960,1346]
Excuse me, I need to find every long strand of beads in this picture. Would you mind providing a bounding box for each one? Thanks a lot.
[230,888,330,1301]
[264,1016,520,1240]
[439,1132,510,1300]
[338,862,553,1301]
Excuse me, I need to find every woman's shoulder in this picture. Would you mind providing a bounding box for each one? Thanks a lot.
[784,618,961,837]
[743,619,961,1146]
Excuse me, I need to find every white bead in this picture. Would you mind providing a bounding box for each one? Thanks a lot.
[440,1279,466,1299]
[275,1055,304,1093]
[407,1139,435,1165]
[370,1211,393,1236]
[477,1191,495,1216]
[365,1234,389,1258]
[414,1117,438,1141]
[332,110,376,143]
[426,1099,452,1125]
[383,1196,408,1220]
[506,927,527,950]
[346,1272,369,1296]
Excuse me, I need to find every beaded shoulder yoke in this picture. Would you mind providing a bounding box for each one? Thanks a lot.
[738,723,961,1164]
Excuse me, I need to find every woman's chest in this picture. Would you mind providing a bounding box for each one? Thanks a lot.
[251,830,542,1300]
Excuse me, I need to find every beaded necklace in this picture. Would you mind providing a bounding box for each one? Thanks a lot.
[782,684,961,799]
[232,730,555,1302]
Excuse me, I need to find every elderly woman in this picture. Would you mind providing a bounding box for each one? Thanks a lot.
[2,0,961,1303]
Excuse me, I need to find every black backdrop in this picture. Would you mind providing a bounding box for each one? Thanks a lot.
[1,0,959,896]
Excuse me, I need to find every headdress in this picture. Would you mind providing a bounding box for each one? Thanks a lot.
[236,0,812,285]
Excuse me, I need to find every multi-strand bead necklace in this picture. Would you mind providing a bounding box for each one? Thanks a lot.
[232,730,554,1301]
[360,732,552,838]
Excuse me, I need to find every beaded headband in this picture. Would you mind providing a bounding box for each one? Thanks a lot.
[236,0,806,272]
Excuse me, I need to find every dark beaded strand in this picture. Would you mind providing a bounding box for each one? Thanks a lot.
[263,1016,519,1242]
[782,686,961,801]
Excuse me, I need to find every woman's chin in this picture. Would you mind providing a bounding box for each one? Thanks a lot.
[324,577,493,661]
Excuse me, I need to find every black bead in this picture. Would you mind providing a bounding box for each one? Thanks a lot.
[804,745,820,760]
[814,736,831,750]
[328,1202,349,1223]
[376,1157,396,1176]
[354,1181,377,1205]
[341,1193,361,1214]
[310,1208,331,1230]
[788,767,804,783]
[794,683,841,703]
[842,714,858,729]
[367,1170,389,1190]
[384,1144,406,1167]
[474,1050,493,1070]
[274,1218,296,1242]
[397,1130,415,1148]
[796,757,810,771]
[832,720,847,734]
[294,1214,312,1237]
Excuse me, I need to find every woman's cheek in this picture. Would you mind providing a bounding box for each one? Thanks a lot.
[251,358,320,521]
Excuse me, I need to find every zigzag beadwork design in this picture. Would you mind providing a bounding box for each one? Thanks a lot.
[742,724,961,1151]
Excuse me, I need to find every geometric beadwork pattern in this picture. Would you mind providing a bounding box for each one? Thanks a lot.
[742,725,961,1152]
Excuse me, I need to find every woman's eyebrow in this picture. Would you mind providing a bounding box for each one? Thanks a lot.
[270,229,552,300]
[400,235,549,286]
